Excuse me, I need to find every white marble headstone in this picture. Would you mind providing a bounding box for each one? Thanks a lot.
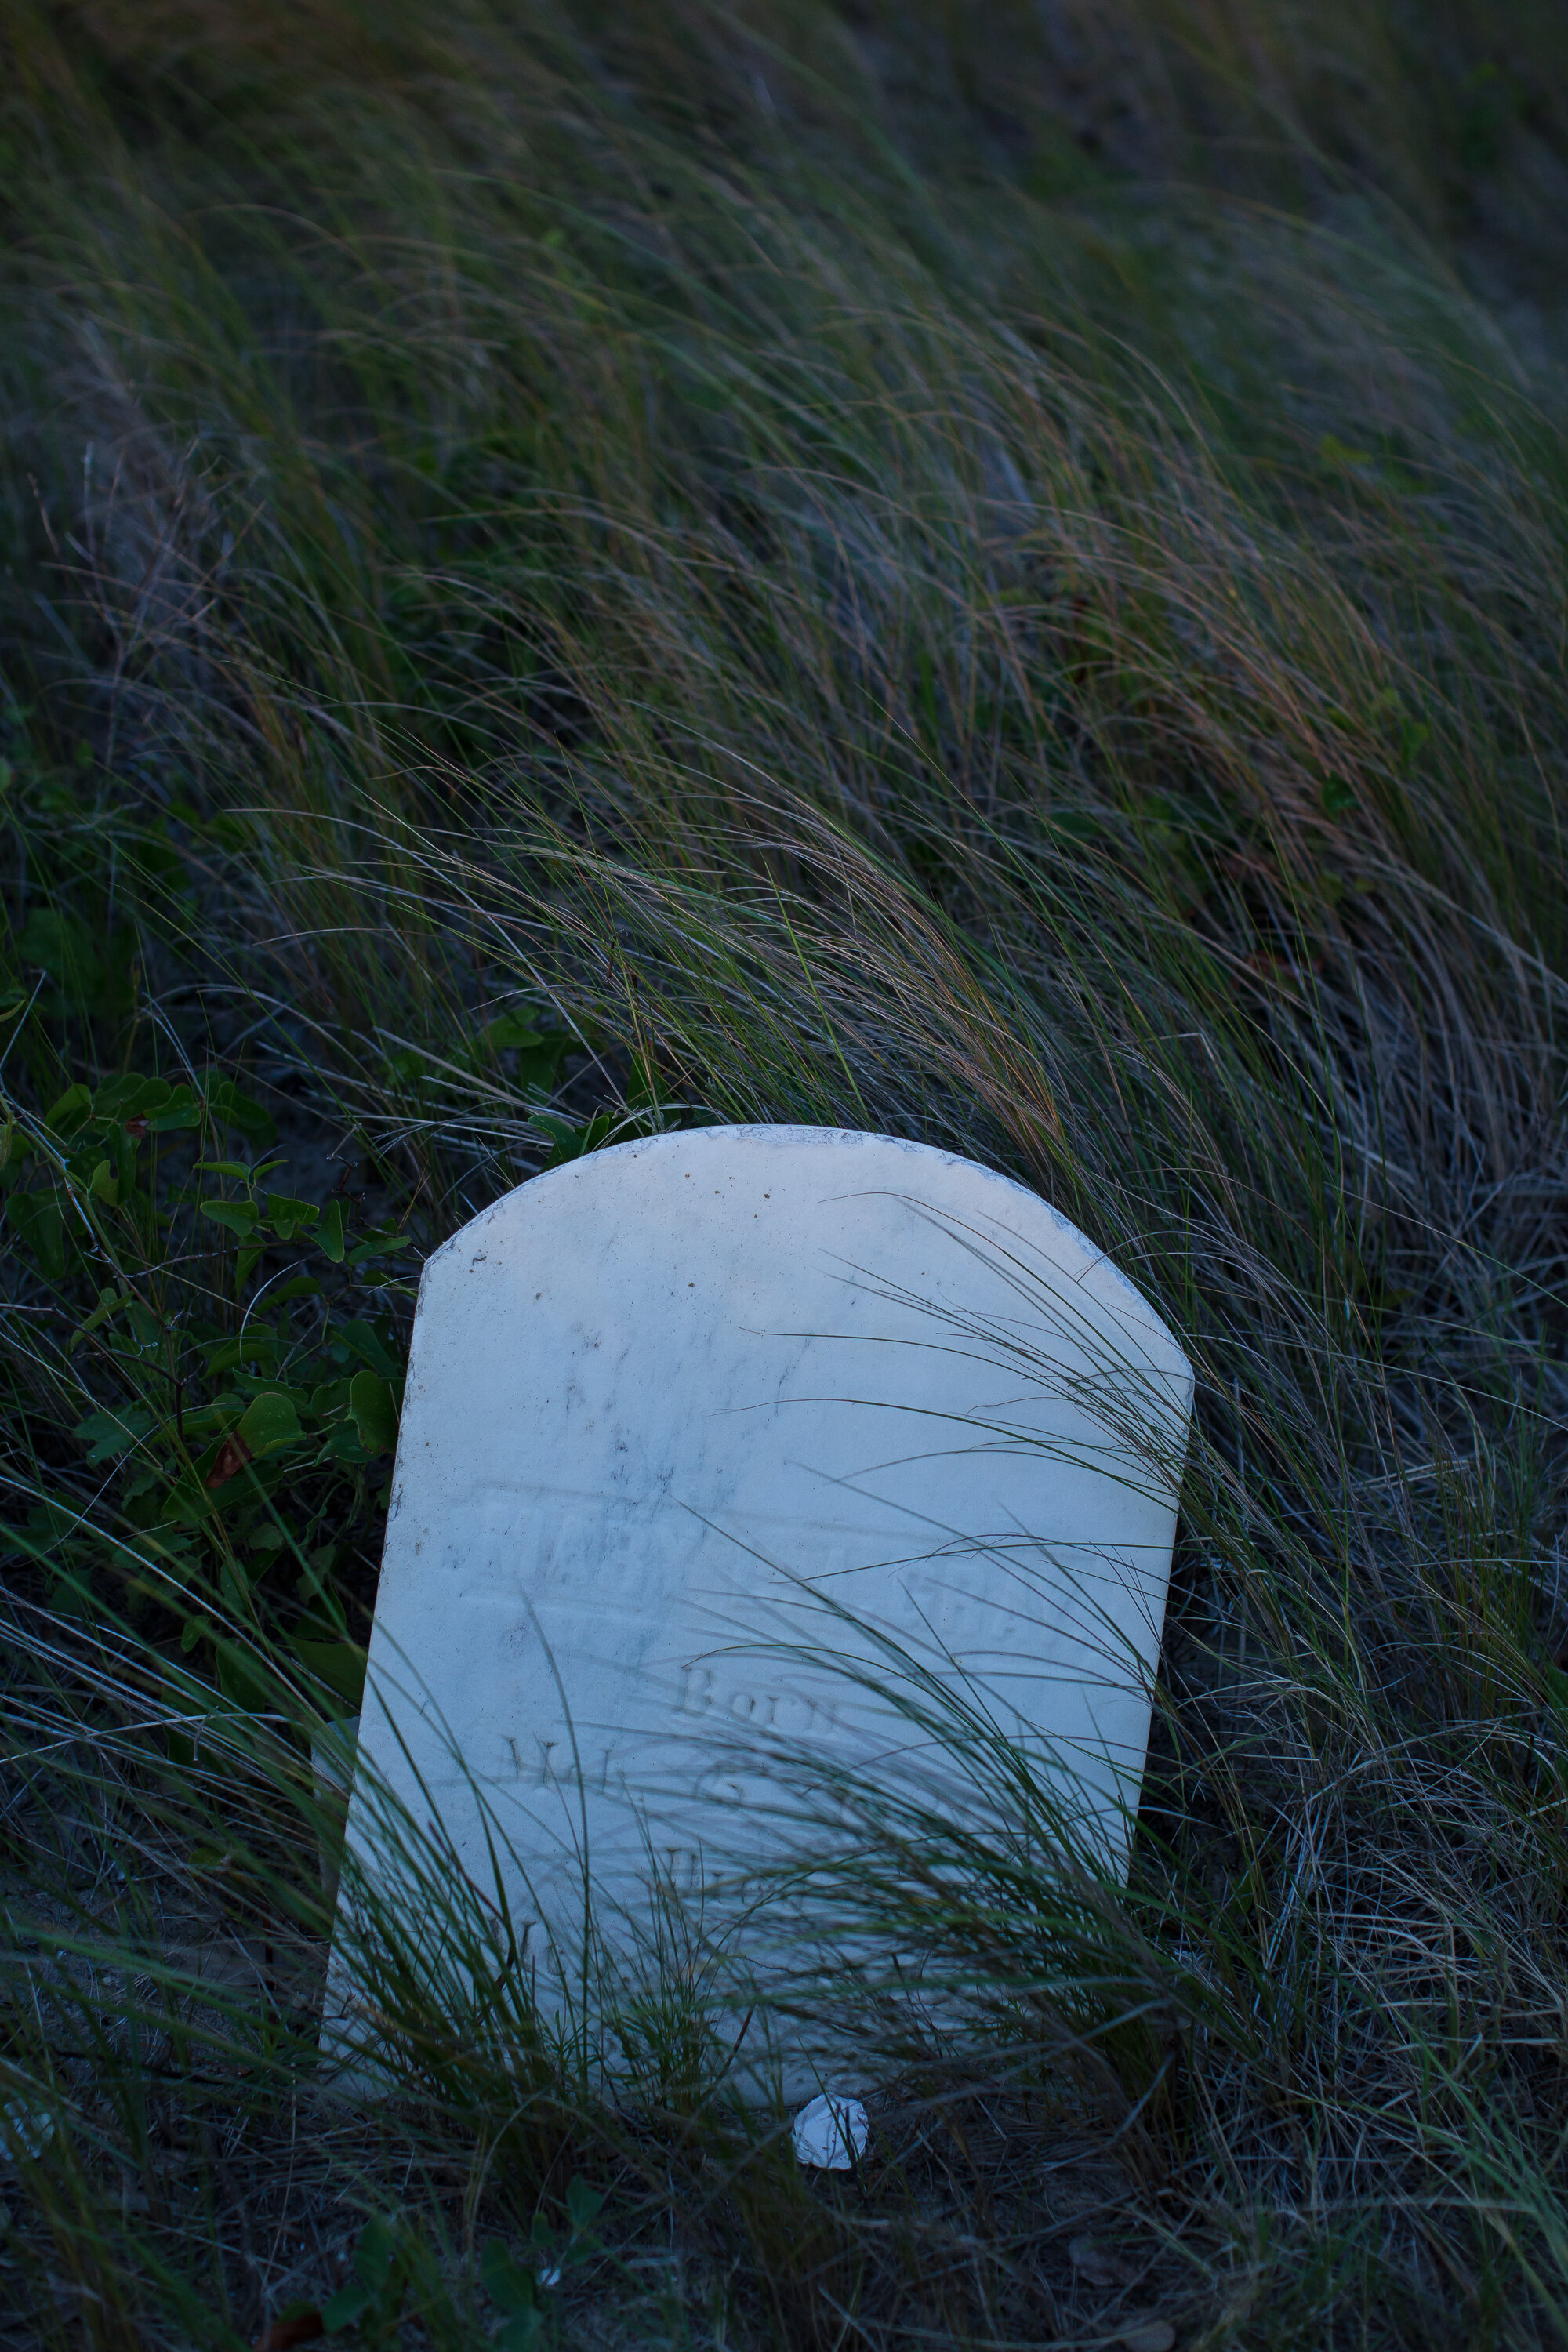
[328,1126,1192,2056]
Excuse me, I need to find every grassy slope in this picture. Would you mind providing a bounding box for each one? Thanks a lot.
[2,4,1568,2347]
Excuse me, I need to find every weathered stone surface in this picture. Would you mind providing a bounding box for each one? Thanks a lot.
[328,1126,1191,2045]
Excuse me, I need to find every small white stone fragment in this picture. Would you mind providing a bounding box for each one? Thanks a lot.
[791,2092,869,2170]
[0,2099,55,2165]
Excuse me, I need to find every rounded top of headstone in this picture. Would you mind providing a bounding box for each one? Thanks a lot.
[425,1122,1188,1382]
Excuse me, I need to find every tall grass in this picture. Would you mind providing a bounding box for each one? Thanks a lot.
[3,2,1568,2344]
